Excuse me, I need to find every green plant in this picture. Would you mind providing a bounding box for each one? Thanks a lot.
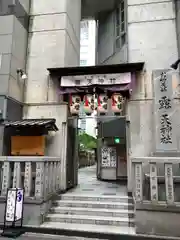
[78,133,97,150]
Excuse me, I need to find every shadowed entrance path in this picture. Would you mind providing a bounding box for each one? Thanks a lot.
[67,164,127,196]
[40,164,135,235]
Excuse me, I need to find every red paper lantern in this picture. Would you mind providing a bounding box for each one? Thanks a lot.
[111,93,124,113]
[83,94,94,115]
[97,94,108,113]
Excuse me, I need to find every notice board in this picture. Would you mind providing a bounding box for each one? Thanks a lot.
[11,136,45,156]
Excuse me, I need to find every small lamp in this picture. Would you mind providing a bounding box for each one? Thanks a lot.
[170,59,180,70]
[17,69,27,80]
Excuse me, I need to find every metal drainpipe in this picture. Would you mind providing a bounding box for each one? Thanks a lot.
[175,0,180,58]
[23,0,31,104]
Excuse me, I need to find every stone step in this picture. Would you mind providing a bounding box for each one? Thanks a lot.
[53,200,133,210]
[45,213,135,227]
[40,222,136,235]
[14,232,106,240]
[61,194,133,203]
[50,206,134,218]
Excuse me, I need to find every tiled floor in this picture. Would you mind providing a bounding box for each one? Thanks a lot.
[67,164,127,196]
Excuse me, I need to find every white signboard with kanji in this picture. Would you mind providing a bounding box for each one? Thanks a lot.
[61,73,131,87]
[5,188,24,222]
[5,189,16,222]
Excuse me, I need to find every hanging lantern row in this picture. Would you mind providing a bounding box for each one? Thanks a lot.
[69,94,125,115]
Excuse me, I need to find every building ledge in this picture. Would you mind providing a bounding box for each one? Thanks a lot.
[81,0,118,19]
[47,62,145,77]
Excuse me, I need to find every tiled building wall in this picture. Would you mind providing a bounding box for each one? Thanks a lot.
[127,0,178,157]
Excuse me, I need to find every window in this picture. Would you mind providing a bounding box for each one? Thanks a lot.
[80,24,89,41]
[80,60,87,66]
[114,0,126,51]
[80,46,88,54]
[81,31,88,40]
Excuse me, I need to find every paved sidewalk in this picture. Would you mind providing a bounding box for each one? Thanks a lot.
[67,164,127,196]
[0,233,107,240]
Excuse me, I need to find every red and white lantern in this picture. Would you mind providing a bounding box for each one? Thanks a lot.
[83,94,94,115]
[69,94,81,115]
[97,94,108,113]
[111,93,124,113]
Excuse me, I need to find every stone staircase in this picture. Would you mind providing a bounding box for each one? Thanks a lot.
[41,194,136,235]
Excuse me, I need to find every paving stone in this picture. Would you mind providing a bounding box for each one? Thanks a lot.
[0,232,106,240]
[41,165,135,235]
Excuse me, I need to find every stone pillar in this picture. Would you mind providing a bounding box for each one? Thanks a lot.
[48,162,53,194]
[13,162,21,188]
[24,162,32,197]
[0,0,30,103]
[1,161,11,196]
[127,0,178,157]
[175,0,180,57]
[23,104,68,191]
[25,0,81,104]
[23,0,81,191]
[44,162,49,197]
[35,162,44,198]
[152,70,180,154]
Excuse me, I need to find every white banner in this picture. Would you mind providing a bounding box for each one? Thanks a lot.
[61,73,131,87]
[5,188,24,222]
[15,189,24,221]
[5,189,16,222]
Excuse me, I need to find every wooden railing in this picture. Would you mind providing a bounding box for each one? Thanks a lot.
[0,156,61,199]
[131,157,180,205]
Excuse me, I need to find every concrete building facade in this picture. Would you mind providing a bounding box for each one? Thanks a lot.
[0,0,179,160]
[0,0,180,236]
[79,20,96,136]
[80,20,96,66]
[0,0,81,190]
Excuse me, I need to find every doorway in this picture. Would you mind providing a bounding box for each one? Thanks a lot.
[66,114,129,196]
[97,117,128,182]
[64,90,129,194]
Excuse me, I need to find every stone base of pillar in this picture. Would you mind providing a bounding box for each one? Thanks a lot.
[152,151,180,157]
[23,103,69,191]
